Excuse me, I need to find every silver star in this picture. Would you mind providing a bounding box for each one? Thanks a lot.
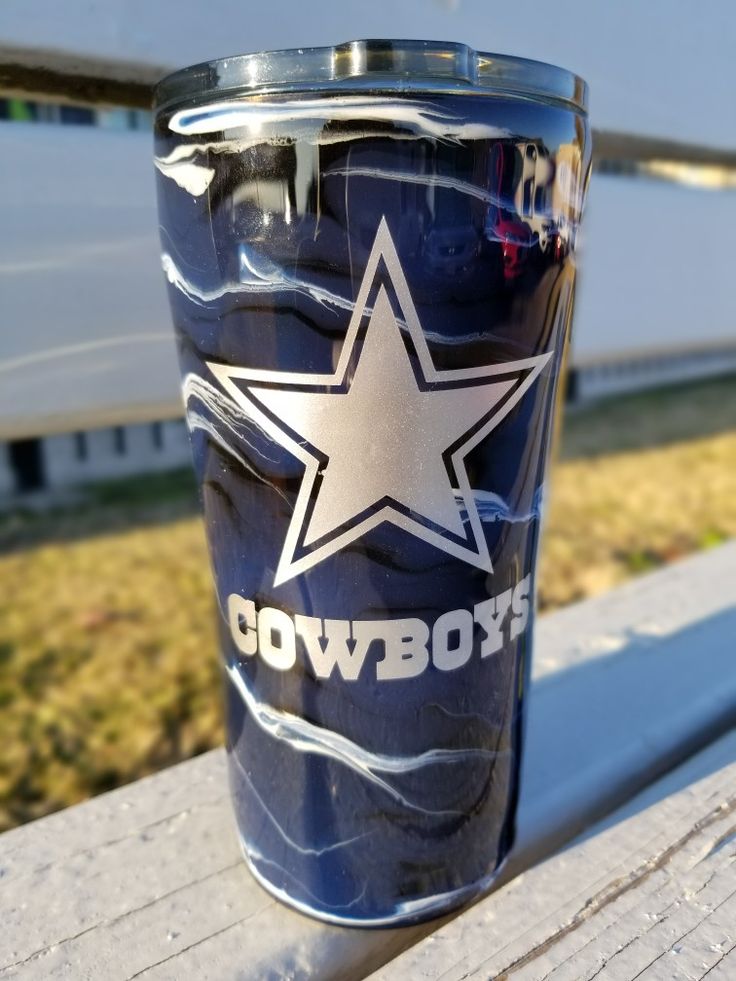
[209,218,551,586]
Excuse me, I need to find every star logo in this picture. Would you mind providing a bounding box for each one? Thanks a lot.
[209,218,551,586]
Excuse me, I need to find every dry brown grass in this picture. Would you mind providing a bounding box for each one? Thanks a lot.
[540,429,736,608]
[0,375,734,831]
[0,518,219,830]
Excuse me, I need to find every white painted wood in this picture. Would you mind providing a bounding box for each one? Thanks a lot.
[511,541,736,875]
[371,728,736,981]
[1,119,734,440]
[1,0,734,150]
[1,544,734,980]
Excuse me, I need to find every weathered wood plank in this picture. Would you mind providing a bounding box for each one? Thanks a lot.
[0,1,734,150]
[0,544,734,980]
[511,541,736,872]
[370,729,736,981]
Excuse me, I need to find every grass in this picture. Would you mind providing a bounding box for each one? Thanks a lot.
[537,374,736,607]
[0,375,735,831]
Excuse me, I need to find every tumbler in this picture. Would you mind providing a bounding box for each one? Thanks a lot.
[153,39,591,926]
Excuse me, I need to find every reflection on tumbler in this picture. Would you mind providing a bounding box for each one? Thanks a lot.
[154,40,591,926]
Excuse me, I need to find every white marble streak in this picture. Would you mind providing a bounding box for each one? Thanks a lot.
[229,750,371,857]
[154,127,465,165]
[325,165,578,231]
[183,372,280,465]
[163,251,504,347]
[168,96,508,142]
[243,833,501,928]
[456,486,544,526]
[243,840,369,915]
[163,251,347,315]
[170,245,460,343]
[239,245,350,315]
[154,100,508,178]
[156,143,225,166]
[154,157,215,196]
[327,164,505,208]
[182,373,292,507]
[226,663,503,817]
[153,127,440,169]
[186,405,289,502]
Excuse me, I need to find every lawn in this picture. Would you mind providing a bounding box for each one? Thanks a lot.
[1,375,734,831]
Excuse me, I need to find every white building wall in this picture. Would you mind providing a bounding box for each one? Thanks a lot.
[576,346,736,403]
[2,128,735,444]
[43,420,192,490]
[3,0,734,148]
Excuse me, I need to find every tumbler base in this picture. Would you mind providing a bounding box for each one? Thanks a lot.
[238,835,508,928]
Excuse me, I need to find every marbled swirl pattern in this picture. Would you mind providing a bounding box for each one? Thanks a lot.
[155,90,590,924]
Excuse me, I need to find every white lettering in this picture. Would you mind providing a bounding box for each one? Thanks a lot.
[257,606,296,671]
[228,594,257,656]
[294,616,375,681]
[227,572,531,681]
[510,574,531,640]
[375,618,430,681]
[474,588,512,657]
[432,608,474,672]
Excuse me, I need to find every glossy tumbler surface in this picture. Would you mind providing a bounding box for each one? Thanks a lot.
[154,40,591,926]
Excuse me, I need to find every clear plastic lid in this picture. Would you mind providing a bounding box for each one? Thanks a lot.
[154,39,588,116]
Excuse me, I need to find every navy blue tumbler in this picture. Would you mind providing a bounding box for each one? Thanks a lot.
[154,40,591,926]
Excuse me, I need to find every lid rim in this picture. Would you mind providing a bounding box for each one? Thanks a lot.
[154,39,588,115]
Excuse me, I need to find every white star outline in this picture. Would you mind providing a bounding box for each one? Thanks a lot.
[208,218,552,586]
